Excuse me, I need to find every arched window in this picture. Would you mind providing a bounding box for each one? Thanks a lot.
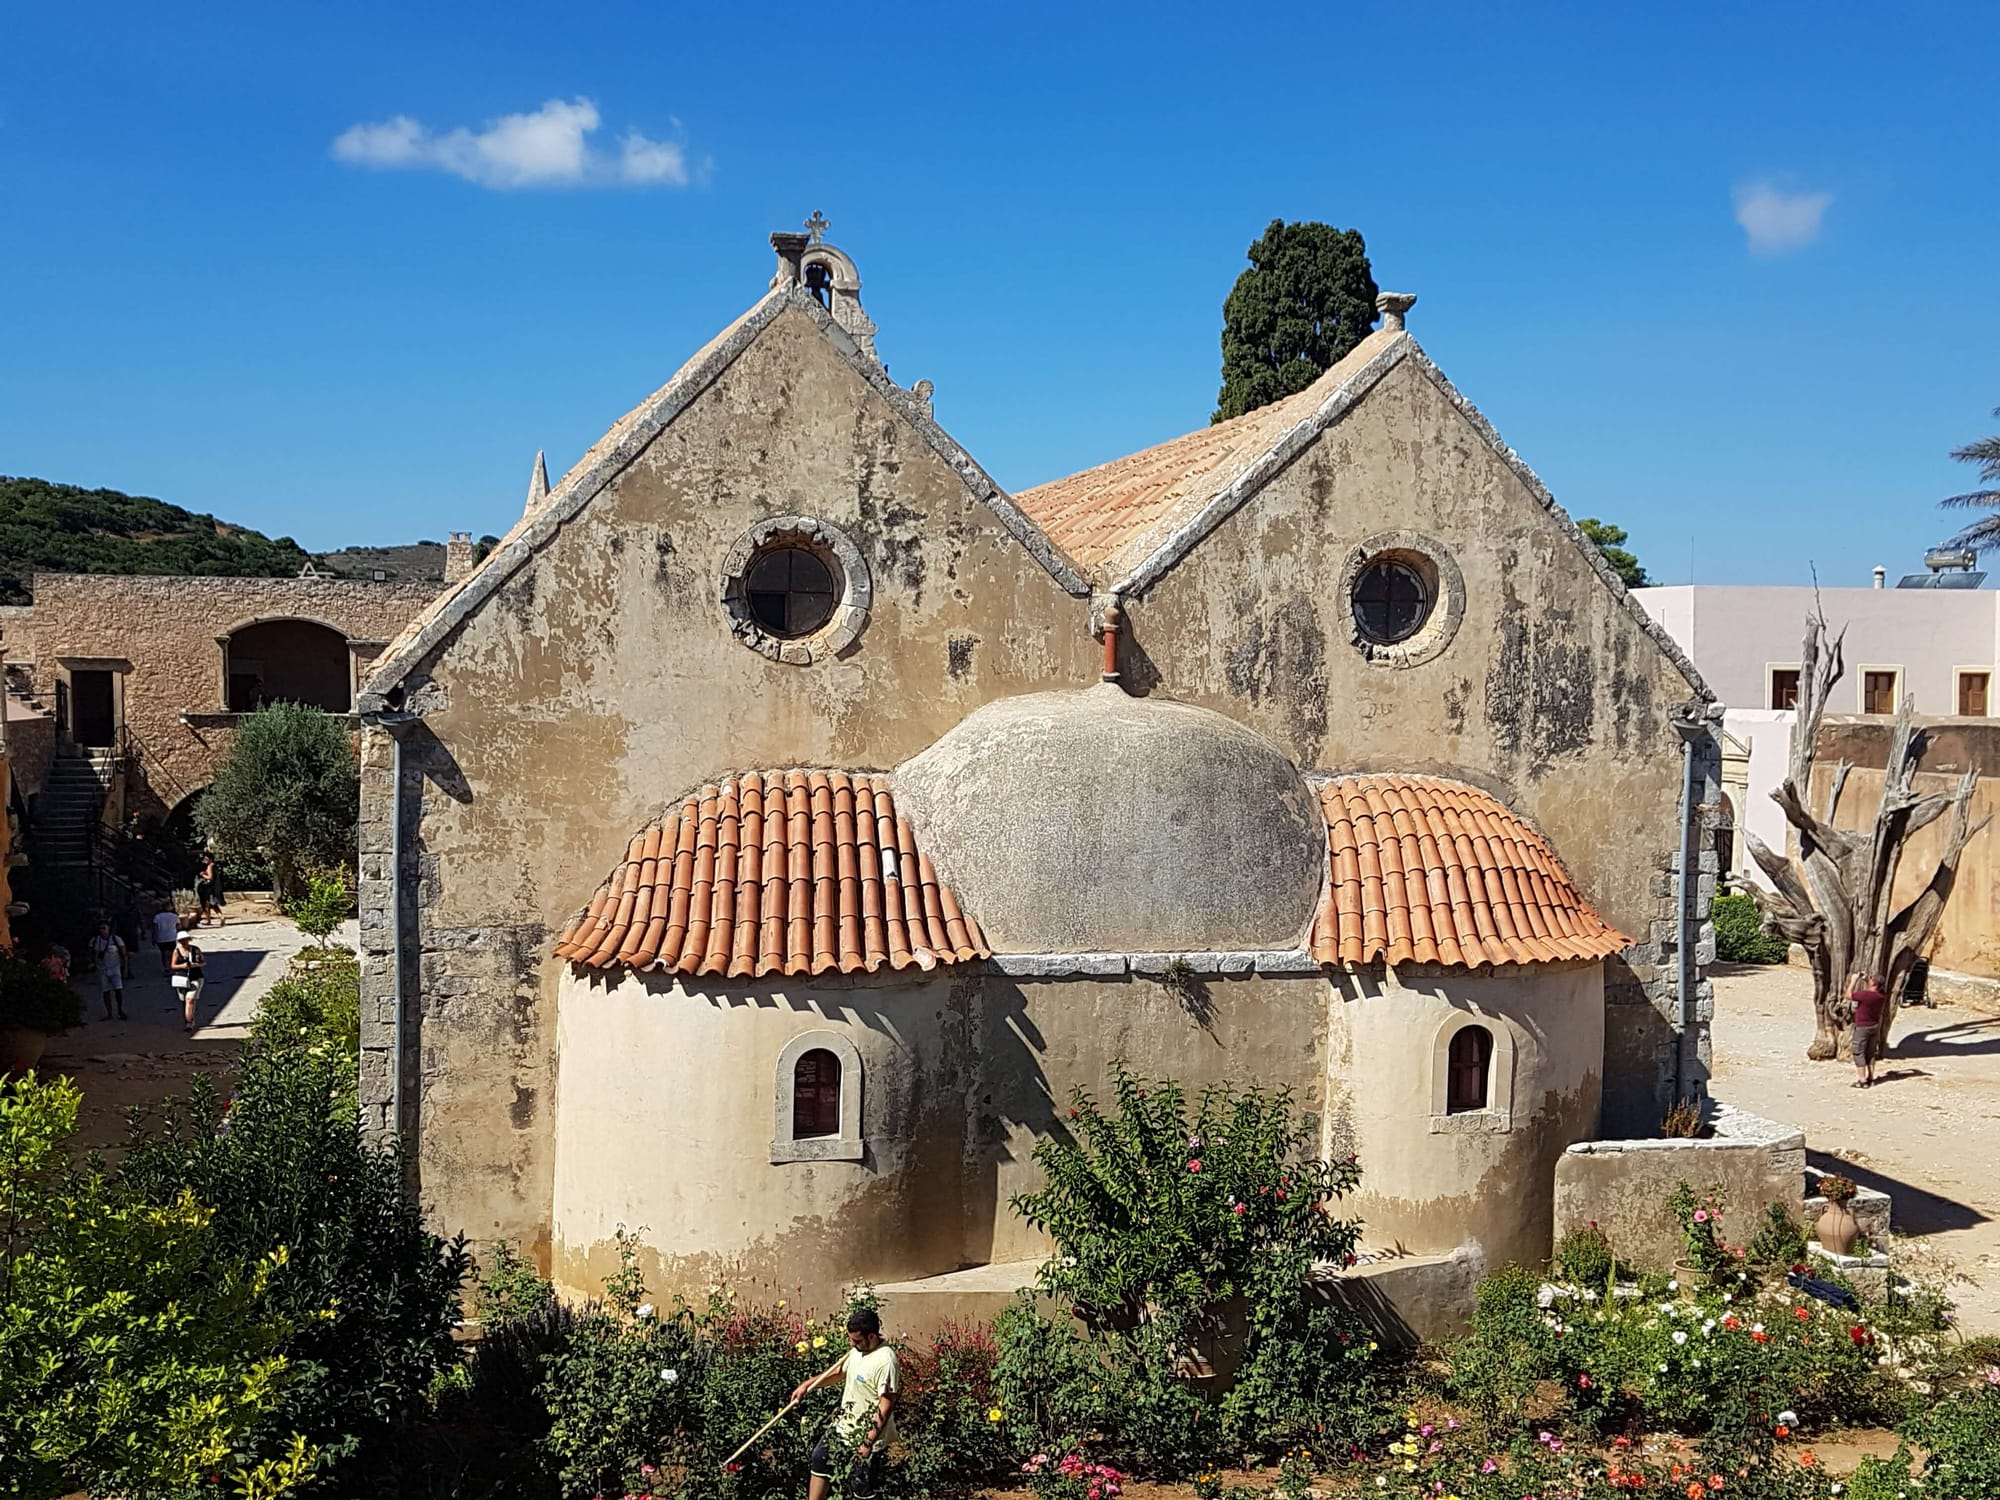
[222,618,353,712]
[1446,1025,1493,1114]
[792,1048,842,1139]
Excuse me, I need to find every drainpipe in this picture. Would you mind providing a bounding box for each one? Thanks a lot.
[1100,599,1122,684]
[1670,705,1706,1103]
[389,727,406,1139]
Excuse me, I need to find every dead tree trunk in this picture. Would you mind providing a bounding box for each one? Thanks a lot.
[1744,611,1987,1059]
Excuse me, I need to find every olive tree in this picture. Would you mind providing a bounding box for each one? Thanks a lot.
[195,702,358,899]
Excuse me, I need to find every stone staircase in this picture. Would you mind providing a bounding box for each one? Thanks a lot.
[35,747,115,872]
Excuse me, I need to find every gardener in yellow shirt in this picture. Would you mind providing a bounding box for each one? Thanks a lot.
[789,1307,898,1500]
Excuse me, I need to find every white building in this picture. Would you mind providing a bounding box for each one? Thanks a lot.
[1635,553,1996,887]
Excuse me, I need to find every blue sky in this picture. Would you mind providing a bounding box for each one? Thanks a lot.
[3,2,1995,586]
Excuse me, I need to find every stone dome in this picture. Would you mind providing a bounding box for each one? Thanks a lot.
[893,685,1324,954]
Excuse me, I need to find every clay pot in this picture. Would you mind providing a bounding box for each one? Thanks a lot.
[1815,1202,1861,1257]
[1672,1262,1704,1301]
[0,1027,48,1075]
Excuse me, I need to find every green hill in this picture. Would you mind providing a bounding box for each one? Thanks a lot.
[0,476,315,603]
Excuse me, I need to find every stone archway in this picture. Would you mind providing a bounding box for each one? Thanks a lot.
[221,618,353,713]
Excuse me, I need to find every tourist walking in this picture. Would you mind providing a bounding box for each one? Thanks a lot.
[152,904,180,972]
[1848,972,1888,1088]
[789,1307,899,1500]
[88,919,129,1022]
[170,929,207,1034]
[194,854,224,927]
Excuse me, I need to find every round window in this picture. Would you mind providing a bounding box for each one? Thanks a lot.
[745,545,837,639]
[1352,557,1434,644]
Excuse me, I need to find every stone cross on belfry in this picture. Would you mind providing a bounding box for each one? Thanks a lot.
[805,210,830,244]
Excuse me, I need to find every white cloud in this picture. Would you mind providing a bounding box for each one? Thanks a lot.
[1732,180,1832,256]
[332,97,692,189]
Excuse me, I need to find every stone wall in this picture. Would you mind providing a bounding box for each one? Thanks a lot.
[1130,355,1718,1134]
[22,574,435,816]
[1553,1107,1805,1272]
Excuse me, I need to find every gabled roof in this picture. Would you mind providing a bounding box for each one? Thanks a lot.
[360,287,1089,708]
[554,769,988,979]
[1014,329,1405,588]
[1310,773,1629,969]
[1012,328,1713,701]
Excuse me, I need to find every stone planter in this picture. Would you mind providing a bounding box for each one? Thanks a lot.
[0,1027,48,1075]
[1672,1262,1705,1300]
[1815,1201,1861,1257]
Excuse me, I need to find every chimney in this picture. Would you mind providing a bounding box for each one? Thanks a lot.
[445,532,475,584]
[770,230,809,290]
[1376,291,1417,332]
[1872,565,1886,589]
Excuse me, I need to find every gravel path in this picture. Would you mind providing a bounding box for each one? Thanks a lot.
[1710,960,2000,1333]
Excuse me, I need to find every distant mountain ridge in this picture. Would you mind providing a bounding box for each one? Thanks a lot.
[0,476,472,601]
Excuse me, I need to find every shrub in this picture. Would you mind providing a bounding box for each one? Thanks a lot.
[1003,1067,1375,1466]
[475,1238,557,1329]
[250,952,361,1076]
[119,1009,469,1477]
[1669,1181,1738,1282]
[1748,1202,1809,1267]
[1555,1221,1618,1287]
[282,867,354,948]
[0,949,83,1033]
[895,1320,1012,1498]
[1892,1380,2000,1498]
[1714,892,1791,964]
[0,1074,315,1498]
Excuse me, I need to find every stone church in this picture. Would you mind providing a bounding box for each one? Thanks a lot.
[357,223,1720,1323]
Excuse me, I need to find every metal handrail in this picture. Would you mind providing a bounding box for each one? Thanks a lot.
[117,723,197,811]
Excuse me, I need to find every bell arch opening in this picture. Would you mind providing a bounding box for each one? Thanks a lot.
[223,619,353,713]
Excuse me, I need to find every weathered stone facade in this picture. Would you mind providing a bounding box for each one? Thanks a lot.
[356,235,1719,1302]
[7,574,435,813]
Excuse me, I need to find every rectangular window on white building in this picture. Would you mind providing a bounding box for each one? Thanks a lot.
[1959,670,1990,717]
[1862,669,1901,716]
[1768,667,1801,710]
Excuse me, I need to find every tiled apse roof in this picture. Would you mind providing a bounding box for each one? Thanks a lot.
[1311,775,1629,969]
[554,770,988,979]
[1012,329,1401,583]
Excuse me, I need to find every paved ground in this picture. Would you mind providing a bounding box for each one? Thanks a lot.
[45,904,357,1150]
[1710,959,2000,1334]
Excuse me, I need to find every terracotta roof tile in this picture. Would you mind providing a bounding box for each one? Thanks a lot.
[555,770,989,979]
[1311,775,1629,969]
[1013,329,1402,583]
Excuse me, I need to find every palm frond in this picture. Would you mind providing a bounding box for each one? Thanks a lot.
[1938,487,2000,511]
[1940,514,2000,554]
[1948,435,2000,483]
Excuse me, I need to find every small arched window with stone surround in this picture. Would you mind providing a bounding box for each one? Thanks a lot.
[1446,1025,1493,1113]
[792,1048,842,1139]
[771,1030,865,1163]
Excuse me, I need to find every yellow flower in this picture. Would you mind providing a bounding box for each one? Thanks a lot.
[987,1407,1004,1423]
[795,1340,808,1352]
[777,1299,787,1308]
[1402,1460,1417,1473]
[813,1335,827,1348]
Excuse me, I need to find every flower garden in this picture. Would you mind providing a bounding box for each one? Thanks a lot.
[4,958,1998,1499]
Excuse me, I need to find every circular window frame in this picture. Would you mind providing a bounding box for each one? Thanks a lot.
[1338,532,1465,668]
[721,516,872,665]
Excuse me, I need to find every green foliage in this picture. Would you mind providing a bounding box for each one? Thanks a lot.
[249,953,360,1078]
[1213,220,1378,421]
[281,868,353,947]
[0,951,83,1034]
[0,475,314,605]
[1670,1181,1737,1282]
[1747,1202,1809,1267]
[535,1230,833,1500]
[1939,405,2000,555]
[119,960,468,1479]
[895,1320,1011,1499]
[1577,517,1651,589]
[0,1073,314,1499]
[194,704,358,898]
[1879,1380,2000,1498]
[474,1239,557,1330]
[1714,892,1791,964]
[1556,1221,1619,1288]
[1003,1068,1378,1465]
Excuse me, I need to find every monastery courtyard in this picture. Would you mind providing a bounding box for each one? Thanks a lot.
[1709,962,2000,1335]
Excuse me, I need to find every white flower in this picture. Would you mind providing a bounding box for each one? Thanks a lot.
[1777,1410,1798,1426]
[636,1303,655,1320]
[1658,1362,1668,1372]
[1665,1280,1679,1292]
[1376,1478,1387,1489]
[661,1368,679,1384]
[1672,1330,1688,1345]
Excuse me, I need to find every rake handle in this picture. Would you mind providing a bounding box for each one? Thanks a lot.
[721,1395,803,1471]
